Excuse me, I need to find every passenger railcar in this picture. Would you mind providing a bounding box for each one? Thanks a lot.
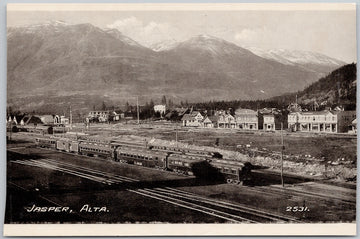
[210,159,252,184]
[149,144,222,159]
[56,138,79,153]
[78,141,113,158]
[115,146,167,169]
[167,154,205,175]
[35,137,57,148]
[33,135,252,185]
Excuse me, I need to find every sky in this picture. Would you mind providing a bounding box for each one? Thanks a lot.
[7,9,357,63]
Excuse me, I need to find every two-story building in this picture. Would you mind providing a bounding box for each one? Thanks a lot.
[88,111,110,122]
[154,105,166,115]
[263,114,276,131]
[181,111,204,127]
[288,110,356,133]
[217,113,236,128]
[302,111,337,132]
[288,112,301,131]
[235,109,258,130]
[335,110,357,133]
[202,115,220,128]
[263,112,284,131]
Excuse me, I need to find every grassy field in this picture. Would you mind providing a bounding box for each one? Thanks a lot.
[75,122,356,167]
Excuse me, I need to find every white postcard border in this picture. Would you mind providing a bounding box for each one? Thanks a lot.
[3,223,357,236]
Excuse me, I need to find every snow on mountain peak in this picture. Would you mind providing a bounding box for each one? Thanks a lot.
[245,47,345,66]
[104,28,141,47]
[29,20,69,28]
[178,34,249,56]
[150,39,179,52]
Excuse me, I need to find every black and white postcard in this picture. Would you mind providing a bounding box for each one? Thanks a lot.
[4,3,357,236]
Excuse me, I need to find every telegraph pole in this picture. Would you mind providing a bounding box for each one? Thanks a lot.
[70,105,73,130]
[175,125,178,148]
[136,96,140,124]
[8,119,12,141]
[280,122,284,187]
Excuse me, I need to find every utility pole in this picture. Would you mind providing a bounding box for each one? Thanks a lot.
[8,119,12,141]
[175,125,178,148]
[137,96,140,125]
[70,105,73,130]
[280,122,284,187]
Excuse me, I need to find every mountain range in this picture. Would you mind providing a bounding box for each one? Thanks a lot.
[7,21,347,113]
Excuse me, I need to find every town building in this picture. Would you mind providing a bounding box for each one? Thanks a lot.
[335,110,357,133]
[109,111,122,121]
[40,115,58,124]
[259,108,286,131]
[154,105,166,115]
[202,116,218,128]
[263,112,285,131]
[87,111,110,122]
[217,113,236,128]
[263,114,276,131]
[287,112,301,131]
[60,116,70,125]
[235,109,258,130]
[288,110,356,133]
[181,111,204,127]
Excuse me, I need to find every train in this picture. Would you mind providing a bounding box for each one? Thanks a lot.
[34,135,253,185]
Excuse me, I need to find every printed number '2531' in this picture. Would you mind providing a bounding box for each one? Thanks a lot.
[286,206,309,212]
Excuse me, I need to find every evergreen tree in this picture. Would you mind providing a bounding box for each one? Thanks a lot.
[102,101,107,111]
[161,95,167,105]
[125,102,130,112]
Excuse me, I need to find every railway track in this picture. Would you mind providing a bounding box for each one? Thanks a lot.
[11,158,300,223]
[129,187,299,223]
[240,183,355,206]
[11,159,138,184]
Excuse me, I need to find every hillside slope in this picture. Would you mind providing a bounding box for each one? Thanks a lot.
[271,63,356,109]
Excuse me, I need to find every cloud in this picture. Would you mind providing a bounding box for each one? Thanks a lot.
[234,28,259,42]
[107,17,182,47]
[233,27,298,51]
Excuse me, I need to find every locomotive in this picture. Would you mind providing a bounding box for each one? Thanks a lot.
[34,136,252,185]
